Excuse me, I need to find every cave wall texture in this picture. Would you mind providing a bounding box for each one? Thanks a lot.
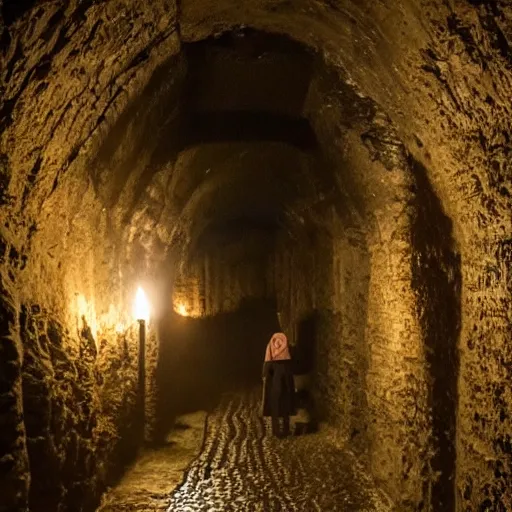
[172,229,273,317]
[1,0,511,511]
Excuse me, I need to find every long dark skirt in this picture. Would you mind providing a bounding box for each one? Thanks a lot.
[262,360,296,417]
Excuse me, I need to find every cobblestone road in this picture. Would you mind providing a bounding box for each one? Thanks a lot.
[166,391,392,512]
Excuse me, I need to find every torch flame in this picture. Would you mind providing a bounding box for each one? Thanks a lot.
[134,287,150,322]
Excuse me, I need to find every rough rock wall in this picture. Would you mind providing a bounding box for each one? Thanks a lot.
[0,224,151,512]
[304,64,433,506]
[415,6,512,510]
[272,222,370,447]
[0,3,182,510]
[0,261,29,512]
[272,191,432,510]
[363,178,430,511]
[1,136,166,512]
[172,231,273,317]
[272,97,463,510]
[19,307,141,512]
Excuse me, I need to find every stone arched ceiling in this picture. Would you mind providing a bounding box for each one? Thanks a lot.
[0,0,509,337]
[171,142,324,258]
[1,2,511,512]
[1,0,509,359]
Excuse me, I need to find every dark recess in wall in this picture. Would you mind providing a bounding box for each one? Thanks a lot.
[411,157,461,512]
[293,312,318,375]
[1,0,38,26]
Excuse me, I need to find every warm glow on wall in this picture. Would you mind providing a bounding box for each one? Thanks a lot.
[97,303,127,335]
[133,287,150,322]
[175,302,189,317]
[75,293,98,339]
[76,294,88,319]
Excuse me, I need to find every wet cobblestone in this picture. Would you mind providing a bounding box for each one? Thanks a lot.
[166,391,392,511]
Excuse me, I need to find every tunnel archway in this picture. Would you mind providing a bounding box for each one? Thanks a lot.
[1,2,510,511]
[89,27,459,510]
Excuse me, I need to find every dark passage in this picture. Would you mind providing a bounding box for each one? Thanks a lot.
[155,298,280,441]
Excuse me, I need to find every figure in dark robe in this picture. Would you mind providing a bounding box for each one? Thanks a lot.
[261,332,296,437]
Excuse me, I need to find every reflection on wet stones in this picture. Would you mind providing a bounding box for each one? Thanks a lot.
[167,391,391,511]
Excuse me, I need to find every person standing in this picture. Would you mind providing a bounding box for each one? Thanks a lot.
[261,332,295,437]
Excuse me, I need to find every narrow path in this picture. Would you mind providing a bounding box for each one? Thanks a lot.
[167,390,391,512]
[100,390,392,511]
[98,412,207,512]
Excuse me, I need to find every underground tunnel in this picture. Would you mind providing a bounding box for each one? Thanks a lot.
[0,1,511,511]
